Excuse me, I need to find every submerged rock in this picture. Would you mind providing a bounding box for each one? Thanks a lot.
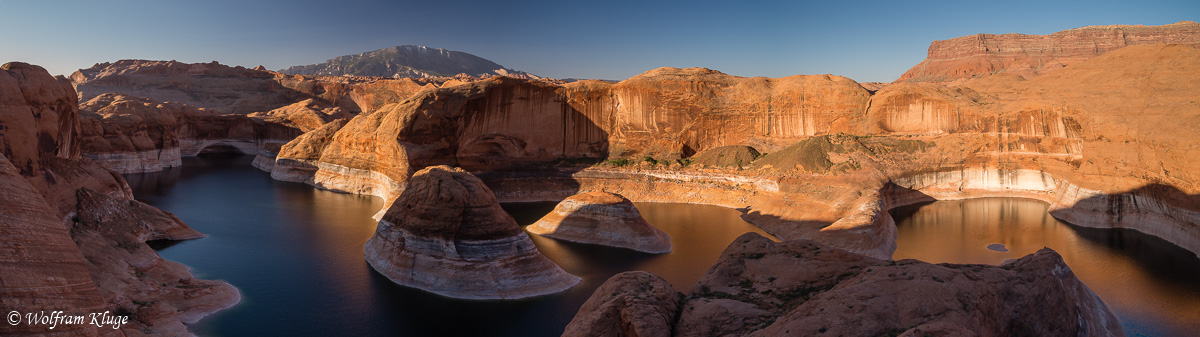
[363,165,579,299]
[987,243,1009,252]
[568,233,1125,337]
[527,191,672,254]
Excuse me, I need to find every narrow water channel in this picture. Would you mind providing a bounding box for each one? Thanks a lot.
[891,198,1200,337]
[126,155,771,336]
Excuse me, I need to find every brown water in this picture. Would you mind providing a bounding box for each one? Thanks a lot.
[892,198,1200,337]
[511,202,778,291]
[129,155,773,336]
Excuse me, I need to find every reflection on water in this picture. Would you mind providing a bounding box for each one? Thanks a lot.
[510,202,776,292]
[892,198,1200,337]
[127,155,770,337]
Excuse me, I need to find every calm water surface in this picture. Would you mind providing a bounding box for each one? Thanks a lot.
[126,155,772,337]
[892,198,1200,337]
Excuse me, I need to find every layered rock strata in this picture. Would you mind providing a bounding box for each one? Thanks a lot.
[261,40,1199,261]
[526,191,672,253]
[263,69,871,206]
[363,165,579,299]
[899,20,1199,82]
[72,188,240,335]
[0,62,236,336]
[0,153,110,337]
[566,233,1125,337]
[78,93,302,173]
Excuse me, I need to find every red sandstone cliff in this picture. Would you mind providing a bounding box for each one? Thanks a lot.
[0,63,112,336]
[898,21,1200,83]
[261,43,1200,263]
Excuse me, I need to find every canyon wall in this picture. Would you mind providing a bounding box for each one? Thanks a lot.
[566,67,871,156]
[0,62,237,336]
[898,21,1199,82]
[78,93,303,173]
[258,43,1200,260]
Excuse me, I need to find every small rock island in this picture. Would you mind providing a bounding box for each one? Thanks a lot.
[363,165,580,299]
[527,191,673,254]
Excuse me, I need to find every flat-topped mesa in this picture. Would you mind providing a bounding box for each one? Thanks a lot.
[70,59,436,115]
[527,192,672,253]
[898,21,1200,83]
[363,165,579,299]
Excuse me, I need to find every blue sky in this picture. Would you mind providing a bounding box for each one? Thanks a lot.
[1,0,1195,82]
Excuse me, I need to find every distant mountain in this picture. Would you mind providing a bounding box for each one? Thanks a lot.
[279,45,539,79]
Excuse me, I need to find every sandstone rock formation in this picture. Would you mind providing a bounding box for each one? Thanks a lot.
[262,68,871,207]
[78,93,303,173]
[575,67,872,156]
[0,153,110,337]
[689,145,760,169]
[70,59,439,115]
[263,42,1200,261]
[72,188,240,335]
[246,98,354,132]
[526,191,672,253]
[562,271,679,337]
[0,62,237,336]
[363,165,579,299]
[898,21,1199,82]
[566,233,1125,337]
[1,63,131,216]
[265,118,350,180]
[280,45,540,79]
[265,76,612,204]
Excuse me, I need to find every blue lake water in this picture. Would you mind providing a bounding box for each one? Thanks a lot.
[127,155,772,336]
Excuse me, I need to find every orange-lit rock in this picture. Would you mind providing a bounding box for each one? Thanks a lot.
[898,21,1199,83]
[247,98,354,132]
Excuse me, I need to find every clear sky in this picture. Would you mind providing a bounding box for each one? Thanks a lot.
[1,0,1196,82]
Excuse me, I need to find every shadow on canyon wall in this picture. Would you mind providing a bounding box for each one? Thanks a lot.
[1056,183,1200,217]
[466,84,611,202]
[1067,224,1200,282]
